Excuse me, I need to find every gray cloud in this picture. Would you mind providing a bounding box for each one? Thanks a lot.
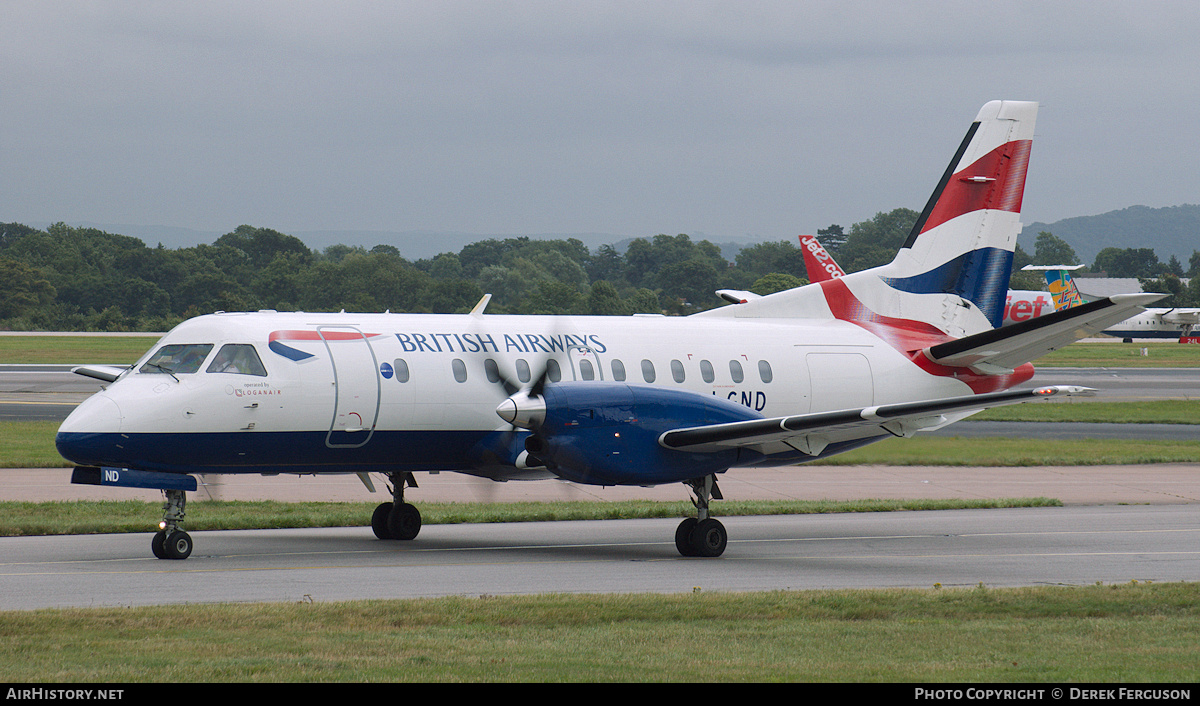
[4,1,1199,245]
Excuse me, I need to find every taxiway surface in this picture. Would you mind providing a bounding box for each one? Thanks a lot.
[2,505,1197,611]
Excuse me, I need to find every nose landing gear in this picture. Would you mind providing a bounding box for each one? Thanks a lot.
[152,488,192,560]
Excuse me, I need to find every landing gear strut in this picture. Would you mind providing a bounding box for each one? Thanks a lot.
[152,488,193,560]
[675,475,727,557]
[371,472,422,541]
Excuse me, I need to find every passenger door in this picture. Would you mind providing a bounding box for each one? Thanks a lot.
[319,326,380,448]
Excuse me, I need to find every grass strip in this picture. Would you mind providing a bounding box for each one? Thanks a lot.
[972,399,1200,424]
[812,436,1200,466]
[0,497,1060,537]
[1039,341,1200,368]
[1,583,1197,682]
[0,336,158,364]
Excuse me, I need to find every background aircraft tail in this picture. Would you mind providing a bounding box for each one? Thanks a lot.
[1045,269,1087,310]
[799,235,845,282]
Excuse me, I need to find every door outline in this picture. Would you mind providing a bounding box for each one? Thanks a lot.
[319,325,381,449]
[567,344,603,381]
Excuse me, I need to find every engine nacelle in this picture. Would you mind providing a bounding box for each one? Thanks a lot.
[524,382,764,486]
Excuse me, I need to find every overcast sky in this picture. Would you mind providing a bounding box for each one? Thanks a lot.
[4,1,1199,247]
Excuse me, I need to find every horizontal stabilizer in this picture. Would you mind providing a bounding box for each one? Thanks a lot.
[922,293,1166,373]
[71,365,129,383]
[716,289,761,305]
[659,385,1093,454]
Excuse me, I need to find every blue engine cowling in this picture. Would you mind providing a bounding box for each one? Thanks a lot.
[524,382,765,486]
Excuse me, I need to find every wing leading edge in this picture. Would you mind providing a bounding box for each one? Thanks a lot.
[659,384,1094,456]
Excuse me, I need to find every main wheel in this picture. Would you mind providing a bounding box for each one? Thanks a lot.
[371,502,393,539]
[387,503,422,540]
[162,530,193,560]
[675,518,699,557]
[152,530,168,559]
[690,518,727,558]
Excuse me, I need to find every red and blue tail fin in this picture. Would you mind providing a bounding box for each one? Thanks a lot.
[698,101,1038,338]
[872,100,1036,333]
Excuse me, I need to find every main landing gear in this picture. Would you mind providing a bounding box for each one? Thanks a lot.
[371,472,423,541]
[675,475,727,558]
[152,488,193,560]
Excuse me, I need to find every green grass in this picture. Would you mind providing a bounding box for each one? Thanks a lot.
[973,399,1200,423]
[0,497,1061,537]
[1038,340,1200,367]
[1,583,1197,682]
[817,436,1200,466]
[0,335,158,364]
[0,421,71,467]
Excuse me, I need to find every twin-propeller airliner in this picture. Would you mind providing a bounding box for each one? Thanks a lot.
[56,101,1162,560]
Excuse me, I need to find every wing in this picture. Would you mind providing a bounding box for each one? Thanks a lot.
[659,384,1093,456]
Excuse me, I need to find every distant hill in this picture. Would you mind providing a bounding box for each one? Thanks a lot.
[1021,204,1200,266]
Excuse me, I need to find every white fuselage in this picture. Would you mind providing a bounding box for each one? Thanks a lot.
[56,309,997,483]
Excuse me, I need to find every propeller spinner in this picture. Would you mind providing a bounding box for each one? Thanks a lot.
[495,391,546,429]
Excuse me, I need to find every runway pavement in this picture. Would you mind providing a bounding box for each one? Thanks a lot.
[5,462,1199,506]
[3,504,1197,610]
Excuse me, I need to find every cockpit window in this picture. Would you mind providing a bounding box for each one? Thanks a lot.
[141,344,214,375]
[206,344,268,376]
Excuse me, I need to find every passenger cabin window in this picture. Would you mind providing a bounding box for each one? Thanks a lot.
[579,359,595,381]
[142,344,214,375]
[484,358,502,384]
[452,358,468,383]
[206,344,267,376]
[729,360,744,383]
[758,360,773,383]
[670,359,685,383]
[611,359,626,381]
[700,359,715,383]
[641,359,656,383]
[547,359,562,383]
[393,358,410,383]
[516,359,531,383]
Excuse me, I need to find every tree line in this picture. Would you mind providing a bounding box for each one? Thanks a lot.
[0,221,816,331]
[3,209,1196,331]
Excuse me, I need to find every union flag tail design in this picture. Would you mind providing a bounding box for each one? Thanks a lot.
[697,101,1038,339]
[875,100,1037,334]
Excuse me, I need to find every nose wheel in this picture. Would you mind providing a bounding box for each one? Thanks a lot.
[152,489,193,560]
[675,475,727,557]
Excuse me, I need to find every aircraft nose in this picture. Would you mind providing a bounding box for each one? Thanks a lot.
[58,394,122,434]
[55,394,123,465]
